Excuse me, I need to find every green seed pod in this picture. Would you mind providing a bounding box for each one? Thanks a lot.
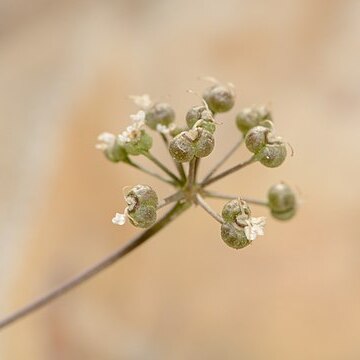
[128,204,157,228]
[268,183,296,220]
[245,126,271,154]
[222,199,251,223]
[194,119,216,134]
[271,208,296,221]
[123,130,153,156]
[221,223,251,249]
[236,106,272,135]
[125,184,159,211]
[169,132,196,162]
[194,129,215,158]
[258,143,287,168]
[203,85,235,113]
[105,139,128,163]
[145,103,175,130]
[186,105,207,128]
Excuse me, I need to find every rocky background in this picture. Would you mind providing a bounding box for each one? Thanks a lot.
[1,0,360,358]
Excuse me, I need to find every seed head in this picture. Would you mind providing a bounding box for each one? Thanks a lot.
[96,132,128,163]
[245,126,271,154]
[222,199,251,223]
[258,143,287,168]
[145,103,175,130]
[268,183,297,220]
[221,223,251,249]
[203,84,235,113]
[125,184,159,210]
[236,106,272,135]
[193,128,215,158]
[169,132,196,162]
[127,204,157,228]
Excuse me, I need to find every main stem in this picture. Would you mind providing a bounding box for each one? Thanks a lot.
[0,201,190,331]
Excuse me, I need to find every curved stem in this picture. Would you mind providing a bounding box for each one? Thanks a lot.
[202,138,243,183]
[202,190,269,207]
[0,201,190,331]
[201,156,256,188]
[127,160,175,185]
[143,151,182,185]
[195,193,224,224]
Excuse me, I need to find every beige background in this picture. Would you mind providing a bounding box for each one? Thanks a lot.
[1,0,360,359]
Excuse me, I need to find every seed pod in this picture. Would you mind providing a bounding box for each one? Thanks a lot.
[203,85,235,113]
[105,139,128,163]
[169,132,196,162]
[268,183,296,220]
[221,223,251,249]
[222,199,251,223]
[125,184,159,211]
[145,103,175,130]
[236,106,272,135]
[194,129,215,158]
[186,105,207,128]
[245,126,271,153]
[127,204,157,228]
[258,143,287,168]
[123,131,153,156]
[194,119,216,134]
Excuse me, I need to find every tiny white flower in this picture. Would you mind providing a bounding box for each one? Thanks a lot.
[130,110,146,123]
[96,132,116,150]
[118,116,145,144]
[130,94,152,110]
[244,216,266,241]
[112,212,126,226]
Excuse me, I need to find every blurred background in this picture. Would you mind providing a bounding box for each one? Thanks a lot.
[1,0,360,359]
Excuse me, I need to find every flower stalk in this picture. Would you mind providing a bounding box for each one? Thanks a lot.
[0,80,297,331]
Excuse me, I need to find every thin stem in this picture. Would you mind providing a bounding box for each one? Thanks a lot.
[187,157,197,188]
[0,201,190,331]
[201,156,256,188]
[160,133,187,182]
[195,193,224,224]
[157,191,185,209]
[202,190,269,207]
[143,151,181,185]
[127,160,175,185]
[202,138,243,183]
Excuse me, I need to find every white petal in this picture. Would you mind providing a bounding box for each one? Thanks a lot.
[118,134,129,144]
[251,216,266,226]
[253,225,264,236]
[98,132,115,144]
[130,110,146,123]
[245,226,257,241]
[112,213,126,226]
